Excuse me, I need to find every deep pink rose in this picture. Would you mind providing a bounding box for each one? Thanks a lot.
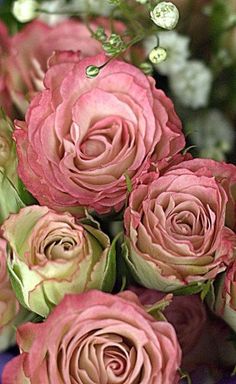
[15,52,184,214]
[2,290,182,383]
[6,19,115,113]
[124,158,235,290]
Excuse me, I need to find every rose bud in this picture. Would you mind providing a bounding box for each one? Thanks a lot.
[2,206,116,317]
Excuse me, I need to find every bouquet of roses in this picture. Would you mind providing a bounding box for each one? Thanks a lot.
[0,0,236,383]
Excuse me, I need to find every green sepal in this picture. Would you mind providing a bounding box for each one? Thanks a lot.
[200,280,213,301]
[173,282,204,296]
[0,170,25,224]
[147,294,172,321]
[101,232,120,292]
[7,256,27,310]
[178,368,192,384]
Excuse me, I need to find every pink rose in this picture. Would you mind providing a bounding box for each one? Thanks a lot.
[2,290,182,383]
[15,52,184,214]
[124,158,235,290]
[0,237,20,351]
[6,19,112,113]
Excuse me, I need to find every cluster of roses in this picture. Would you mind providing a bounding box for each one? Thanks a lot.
[0,15,236,384]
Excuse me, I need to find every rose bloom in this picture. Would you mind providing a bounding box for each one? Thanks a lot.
[6,18,124,114]
[2,205,114,317]
[0,237,20,352]
[15,51,184,215]
[2,290,182,383]
[124,158,236,291]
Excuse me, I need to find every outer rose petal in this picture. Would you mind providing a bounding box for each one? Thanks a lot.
[2,354,31,384]
[15,52,185,214]
[2,291,182,384]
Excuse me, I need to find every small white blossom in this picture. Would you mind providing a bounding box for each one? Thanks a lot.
[12,0,39,22]
[169,60,213,109]
[70,0,114,16]
[150,2,179,30]
[188,109,234,161]
[144,31,190,75]
[149,47,167,64]
[39,0,68,25]
[136,0,148,3]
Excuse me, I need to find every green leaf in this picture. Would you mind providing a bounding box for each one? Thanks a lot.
[0,170,25,224]
[17,178,37,205]
[101,232,121,292]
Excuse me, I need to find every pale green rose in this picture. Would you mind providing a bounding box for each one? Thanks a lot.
[2,206,116,317]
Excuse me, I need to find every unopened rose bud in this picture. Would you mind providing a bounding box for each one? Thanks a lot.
[149,47,167,64]
[150,2,179,30]
[12,0,39,23]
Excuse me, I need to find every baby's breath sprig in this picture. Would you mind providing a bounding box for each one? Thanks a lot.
[102,33,126,56]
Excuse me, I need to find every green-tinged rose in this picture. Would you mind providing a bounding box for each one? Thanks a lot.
[2,206,116,317]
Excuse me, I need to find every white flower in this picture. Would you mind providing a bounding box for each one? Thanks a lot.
[188,109,234,161]
[70,0,114,16]
[12,0,39,22]
[149,47,167,64]
[169,60,213,108]
[144,31,190,75]
[39,0,68,25]
[150,2,179,30]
